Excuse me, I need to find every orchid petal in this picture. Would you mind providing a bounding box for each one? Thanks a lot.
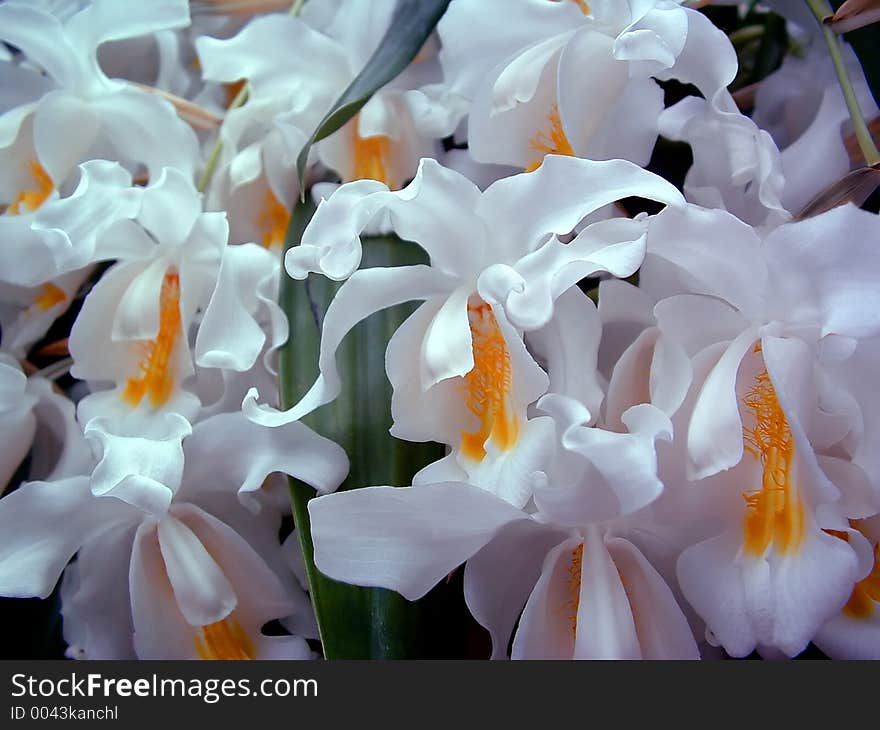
[309,482,530,601]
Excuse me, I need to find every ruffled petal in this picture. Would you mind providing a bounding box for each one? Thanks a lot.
[763,205,880,340]
[309,481,531,600]
[645,204,766,320]
[157,514,237,627]
[31,160,142,274]
[686,326,759,480]
[129,519,198,659]
[60,522,138,659]
[526,285,603,418]
[288,158,486,281]
[137,166,203,248]
[479,216,650,330]
[677,523,860,657]
[181,411,349,508]
[173,503,297,630]
[573,528,642,659]
[511,536,582,659]
[195,243,275,372]
[0,477,132,598]
[84,413,192,514]
[196,13,350,102]
[536,396,671,523]
[89,86,200,180]
[606,536,699,659]
[464,519,569,659]
[65,0,190,60]
[654,6,738,107]
[437,0,576,100]
[476,155,684,260]
[0,3,80,89]
[244,265,454,426]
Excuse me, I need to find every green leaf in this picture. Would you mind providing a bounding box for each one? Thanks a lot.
[831,0,880,107]
[279,194,471,658]
[296,0,451,195]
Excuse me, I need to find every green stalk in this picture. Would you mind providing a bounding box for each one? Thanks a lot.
[196,83,249,194]
[278,196,454,658]
[806,0,880,166]
[729,24,766,49]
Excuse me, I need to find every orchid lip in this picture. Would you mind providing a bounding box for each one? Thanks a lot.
[121,270,182,410]
[740,348,805,558]
[459,297,520,462]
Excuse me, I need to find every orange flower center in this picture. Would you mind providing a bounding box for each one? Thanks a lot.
[257,188,290,250]
[741,357,806,557]
[8,161,53,215]
[525,104,575,173]
[32,283,66,312]
[828,524,880,619]
[195,617,255,660]
[565,543,584,639]
[121,271,181,409]
[351,115,395,188]
[460,299,519,461]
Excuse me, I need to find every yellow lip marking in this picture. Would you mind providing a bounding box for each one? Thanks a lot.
[460,300,519,461]
[741,353,806,557]
[350,114,395,189]
[121,271,181,409]
[195,617,255,660]
[525,104,575,173]
[257,188,290,250]
[8,161,53,215]
[565,544,584,640]
[33,283,66,312]
[828,524,880,619]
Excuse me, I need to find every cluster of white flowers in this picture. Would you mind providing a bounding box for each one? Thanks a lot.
[1,0,879,660]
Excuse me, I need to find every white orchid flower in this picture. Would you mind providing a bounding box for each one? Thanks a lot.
[752,42,879,213]
[208,131,299,253]
[245,156,683,504]
[197,1,449,198]
[0,354,90,491]
[67,167,282,426]
[813,515,880,659]
[195,13,337,222]
[673,340,874,657]
[661,37,879,229]
[645,203,880,481]
[307,0,449,190]
[305,273,695,659]
[658,93,790,229]
[640,203,880,656]
[519,288,681,530]
[596,278,693,430]
[436,0,737,170]
[0,411,348,659]
[0,0,200,196]
[308,476,697,659]
[533,393,673,526]
[1,159,142,290]
[0,271,87,359]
